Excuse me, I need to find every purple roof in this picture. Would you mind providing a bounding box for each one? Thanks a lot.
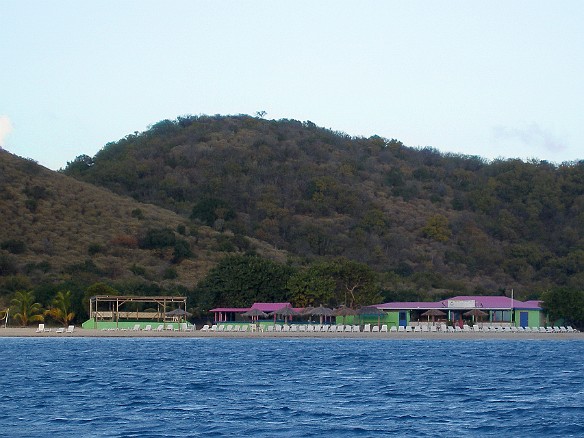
[377,296,543,311]
[250,302,292,312]
[377,301,445,310]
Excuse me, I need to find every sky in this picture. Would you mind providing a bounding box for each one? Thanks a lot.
[1,0,583,170]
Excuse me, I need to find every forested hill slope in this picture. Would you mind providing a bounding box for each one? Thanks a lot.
[63,114,584,299]
[0,149,286,317]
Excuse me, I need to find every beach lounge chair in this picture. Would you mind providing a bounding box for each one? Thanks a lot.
[201,324,210,332]
[447,326,455,333]
[55,327,65,333]
[421,325,429,333]
[225,324,234,332]
[143,325,152,331]
[66,325,74,333]
[430,325,437,332]
[363,324,371,332]
[398,326,405,333]
[233,325,241,332]
[241,324,248,332]
[414,325,421,333]
[559,326,567,333]
[353,325,361,332]
[371,325,379,332]
[344,325,352,332]
[155,324,164,331]
[336,325,345,332]
[210,324,217,331]
[321,325,330,332]
[439,324,447,332]
[165,324,174,331]
[406,326,413,333]
[132,324,141,331]
[391,326,398,333]
[36,324,46,333]
[290,324,298,332]
[327,325,335,332]
[380,325,388,333]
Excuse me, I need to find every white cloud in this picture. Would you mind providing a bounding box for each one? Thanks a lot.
[0,115,13,148]
[492,123,566,156]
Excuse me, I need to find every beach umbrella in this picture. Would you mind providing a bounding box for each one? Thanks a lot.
[165,308,192,317]
[463,309,488,318]
[333,305,358,325]
[464,308,488,326]
[421,309,446,324]
[165,308,192,323]
[309,305,334,325]
[242,308,269,329]
[357,306,386,328]
[269,306,299,324]
[242,308,268,319]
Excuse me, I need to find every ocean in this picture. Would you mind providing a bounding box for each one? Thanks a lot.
[1,338,583,437]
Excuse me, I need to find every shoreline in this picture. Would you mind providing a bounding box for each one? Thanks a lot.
[1,327,582,340]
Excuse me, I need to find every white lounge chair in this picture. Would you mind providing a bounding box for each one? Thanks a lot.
[155,324,164,331]
[132,324,141,331]
[380,325,388,333]
[241,325,248,332]
[390,326,398,333]
[55,327,65,333]
[372,325,380,332]
[143,324,152,331]
[66,325,74,333]
[398,326,405,333]
[363,324,371,332]
[201,324,210,332]
[36,324,47,333]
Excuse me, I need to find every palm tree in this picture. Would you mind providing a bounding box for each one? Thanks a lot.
[45,290,75,326]
[11,290,44,326]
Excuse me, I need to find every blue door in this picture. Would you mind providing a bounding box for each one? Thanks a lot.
[520,312,528,328]
[399,311,407,327]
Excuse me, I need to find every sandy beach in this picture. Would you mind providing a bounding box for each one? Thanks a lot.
[1,326,582,340]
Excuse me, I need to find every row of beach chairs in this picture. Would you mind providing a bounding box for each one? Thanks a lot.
[202,324,391,333]
[434,323,579,333]
[199,323,580,334]
[101,323,197,332]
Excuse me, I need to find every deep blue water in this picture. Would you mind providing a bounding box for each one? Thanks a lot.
[0,338,583,437]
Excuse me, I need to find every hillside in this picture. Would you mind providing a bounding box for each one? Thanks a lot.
[0,149,287,317]
[62,115,584,299]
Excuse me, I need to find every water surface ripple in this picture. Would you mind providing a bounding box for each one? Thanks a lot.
[1,338,583,437]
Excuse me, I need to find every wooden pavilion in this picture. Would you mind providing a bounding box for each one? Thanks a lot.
[88,295,188,329]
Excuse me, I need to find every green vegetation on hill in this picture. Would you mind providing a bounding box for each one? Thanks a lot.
[64,114,584,300]
[2,113,584,328]
[0,149,285,322]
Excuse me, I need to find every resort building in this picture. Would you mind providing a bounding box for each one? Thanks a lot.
[209,296,545,329]
[375,296,545,328]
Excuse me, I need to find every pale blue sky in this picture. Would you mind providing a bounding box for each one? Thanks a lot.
[1,0,583,170]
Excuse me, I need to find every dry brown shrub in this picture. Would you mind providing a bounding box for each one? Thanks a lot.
[111,235,139,248]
